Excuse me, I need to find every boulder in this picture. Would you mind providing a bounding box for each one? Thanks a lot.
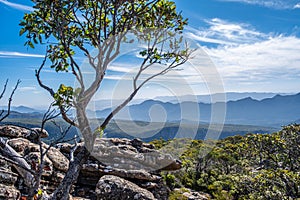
[146,181,170,200]
[7,138,43,157]
[182,191,210,200]
[0,125,28,138]
[0,168,18,185]
[0,125,48,141]
[95,175,156,200]
[26,128,49,142]
[91,138,181,171]
[174,189,210,200]
[47,147,69,172]
[78,163,161,187]
[24,152,53,177]
[0,184,20,199]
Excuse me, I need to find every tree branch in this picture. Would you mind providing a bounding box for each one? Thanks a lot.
[35,52,78,127]
[0,79,21,122]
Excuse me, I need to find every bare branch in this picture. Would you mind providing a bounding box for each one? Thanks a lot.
[0,137,35,187]
[0,154,35,175]
[50,120,74,145]
[0,79,21,122]
[100,39,192,130]
[70,136,78,162]
[35,51,78,127]
[0,79,8,100]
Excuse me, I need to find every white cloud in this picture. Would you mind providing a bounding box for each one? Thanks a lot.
[0,51,44,58]
[184,18,300,93]
[108,65,132,73]
[186,18,268,47]
[0,0,33,11]
[203,36,300,84]
[219,0,300,9]
[294,3,300,8]
[18,86,37,92]
[104,75,128,80]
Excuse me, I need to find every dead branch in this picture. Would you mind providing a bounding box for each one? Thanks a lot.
[0,79,8,100]
[0,137,35,187]
[0,79,21,122]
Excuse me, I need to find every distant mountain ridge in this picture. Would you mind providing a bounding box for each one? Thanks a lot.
[96,93,300,127]
[1,93,299,128]
[153,92,286,103]
[0,105,42,113]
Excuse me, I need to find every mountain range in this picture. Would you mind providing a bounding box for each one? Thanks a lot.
[153,92,285,103]
[1,92,299,129]
[95,93,300,128]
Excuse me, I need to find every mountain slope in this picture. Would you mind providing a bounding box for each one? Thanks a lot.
[96,93,300,127]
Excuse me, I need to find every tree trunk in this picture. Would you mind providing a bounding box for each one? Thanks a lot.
[50,146,90,200]
[0,138,35,187]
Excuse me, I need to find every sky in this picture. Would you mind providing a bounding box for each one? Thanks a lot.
[0,0,300,108]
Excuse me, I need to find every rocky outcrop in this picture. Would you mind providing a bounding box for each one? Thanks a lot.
[91,138,181,171]
[0,160,20,199]
[96,175,156,200]
[0,184,20,199]
[0,125,182,199]
[0,125,48,142]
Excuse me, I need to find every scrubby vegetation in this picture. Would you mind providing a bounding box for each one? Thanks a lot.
[151,124,300,200]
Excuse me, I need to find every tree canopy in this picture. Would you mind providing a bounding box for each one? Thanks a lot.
[20,0,191,149]
[20,1,191,198]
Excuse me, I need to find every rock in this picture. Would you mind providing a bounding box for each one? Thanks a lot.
[174,189,210,200]
[91,138,181,171]
[147,181,170,200]
[0,168,18,185]
[0,125,48,141]
[24,152,53,177]
[0,184,20,199]
[51,171,65,183]
[106,169,161,182]
[0,133,179,199]
[95,175,156,200]
[26,128,49,142]
[78,163,161,187]
[160,159,182,171]
[182,191,210,200]
[7,138,37,156]
[0,125,28,138]
[131,138,143,149]
[47,147,69,172]
[0,159,11,171]
[57,142,84,154]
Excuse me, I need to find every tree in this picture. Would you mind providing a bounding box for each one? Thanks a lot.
[20,0,191,199]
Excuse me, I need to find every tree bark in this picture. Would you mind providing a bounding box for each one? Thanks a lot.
[50,146,90,200]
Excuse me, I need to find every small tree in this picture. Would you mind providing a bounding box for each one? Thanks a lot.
[20,0,191,198]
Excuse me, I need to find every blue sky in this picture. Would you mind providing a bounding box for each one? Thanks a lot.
[0,0,300,108]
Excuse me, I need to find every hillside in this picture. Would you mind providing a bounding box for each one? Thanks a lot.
[0,117,277,142]
[152,124,300,199]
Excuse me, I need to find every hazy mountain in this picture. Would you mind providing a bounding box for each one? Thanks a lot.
[89,98,148,110]
[96,93,300,127]
[154,92,285,103]
[0,105,42,113]
[1,110,44,119]
[2,92,299,129]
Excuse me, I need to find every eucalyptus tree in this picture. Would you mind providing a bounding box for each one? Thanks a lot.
[20,0,191,198]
